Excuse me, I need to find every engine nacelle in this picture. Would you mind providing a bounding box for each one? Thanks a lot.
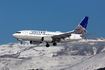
[42,36,53,43]
[30,41,42,44]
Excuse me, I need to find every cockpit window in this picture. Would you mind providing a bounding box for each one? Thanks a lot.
[16,32,21,34]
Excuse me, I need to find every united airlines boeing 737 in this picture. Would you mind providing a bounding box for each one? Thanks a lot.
[12,16,96,47]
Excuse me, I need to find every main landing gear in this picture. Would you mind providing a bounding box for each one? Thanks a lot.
[53,42,57,46]
[46,42,57,47]
[46,43,50,47]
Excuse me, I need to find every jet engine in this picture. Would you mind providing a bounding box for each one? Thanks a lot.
[30,41,42,44]
[42,36,53,43]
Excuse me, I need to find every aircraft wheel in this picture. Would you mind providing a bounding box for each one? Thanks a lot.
[21,41,23,44]
[53,42,57,46]
[46,43,50,47]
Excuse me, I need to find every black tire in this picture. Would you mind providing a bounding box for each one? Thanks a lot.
[21,41,23,44]
[46,43,50,47]
[53,42,57,46]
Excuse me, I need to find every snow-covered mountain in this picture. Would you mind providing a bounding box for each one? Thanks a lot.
[0,38,105,70]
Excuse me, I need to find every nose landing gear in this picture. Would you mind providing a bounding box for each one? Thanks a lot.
[20,41,23,44]
[17,39,23,44]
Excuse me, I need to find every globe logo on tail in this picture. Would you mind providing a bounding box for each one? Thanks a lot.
[75,25,85,35]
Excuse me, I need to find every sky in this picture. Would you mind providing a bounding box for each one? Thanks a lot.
[0,0,105,45]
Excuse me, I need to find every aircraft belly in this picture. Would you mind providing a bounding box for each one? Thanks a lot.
[16,35,42,41]
[27,36,42,41]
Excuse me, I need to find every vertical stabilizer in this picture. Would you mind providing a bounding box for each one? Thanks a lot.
[74,17,89,35]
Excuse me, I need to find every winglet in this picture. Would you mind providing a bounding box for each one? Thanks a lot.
[74,16,89,35]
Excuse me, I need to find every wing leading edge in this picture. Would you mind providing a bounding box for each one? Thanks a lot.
[52,31,74,39]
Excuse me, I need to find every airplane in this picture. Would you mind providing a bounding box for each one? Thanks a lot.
[12,16,96,47]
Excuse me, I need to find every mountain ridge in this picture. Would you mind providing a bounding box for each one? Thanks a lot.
[0,38,105,70]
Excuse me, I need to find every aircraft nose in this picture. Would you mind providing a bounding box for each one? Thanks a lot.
[12,34,17,38]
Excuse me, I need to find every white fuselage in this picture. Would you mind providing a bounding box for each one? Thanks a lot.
[12,30,82,43]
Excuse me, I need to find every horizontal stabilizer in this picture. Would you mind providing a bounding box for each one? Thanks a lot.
[81,32,97,37]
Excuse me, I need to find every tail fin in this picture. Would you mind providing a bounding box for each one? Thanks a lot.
[74,16,89,35]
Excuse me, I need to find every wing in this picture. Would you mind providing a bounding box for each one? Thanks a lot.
[51,31,75,41]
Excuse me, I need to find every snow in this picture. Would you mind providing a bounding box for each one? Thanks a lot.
[0,39,105,70]
[64,52,105,70]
